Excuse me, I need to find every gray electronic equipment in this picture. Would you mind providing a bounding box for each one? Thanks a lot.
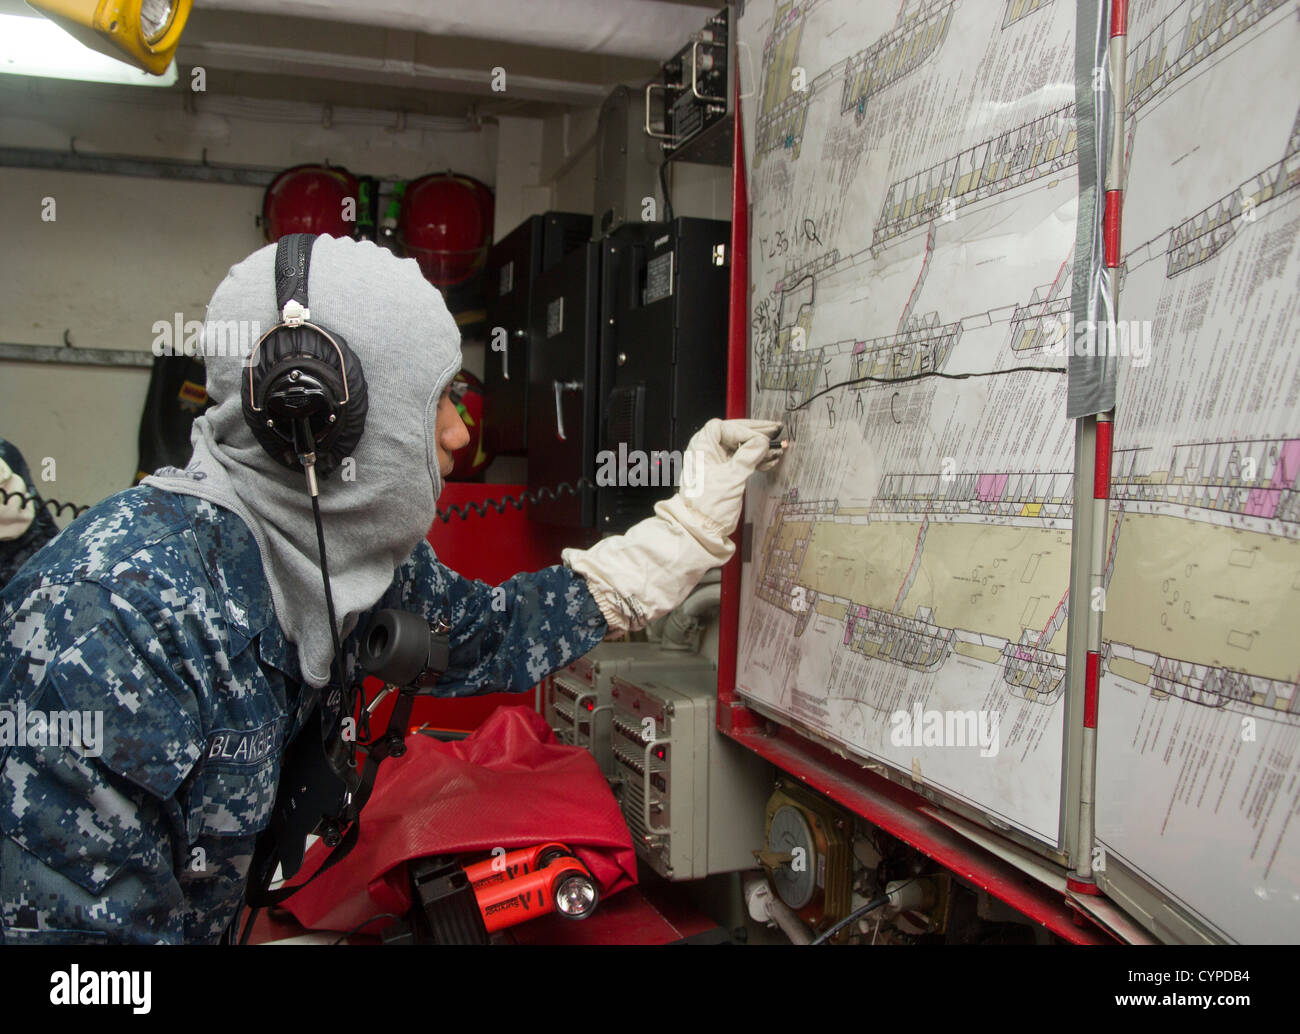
[593,85,665,240]
[544,643,712,778]
[610,667,771,880]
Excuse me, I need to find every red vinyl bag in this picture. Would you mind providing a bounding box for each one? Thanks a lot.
[281,707,637,934]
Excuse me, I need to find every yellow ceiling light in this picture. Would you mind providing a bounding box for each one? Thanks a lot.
[25,0,192,76]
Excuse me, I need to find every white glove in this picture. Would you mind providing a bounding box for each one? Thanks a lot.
[564,418,785,635]
[0,457,36,541]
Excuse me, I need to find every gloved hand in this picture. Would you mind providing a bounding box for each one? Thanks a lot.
[563,418,785,635]
[0,457,36,541]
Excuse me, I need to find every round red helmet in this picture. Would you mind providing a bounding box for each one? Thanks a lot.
[262,164,360,242]
[397,172,495,287]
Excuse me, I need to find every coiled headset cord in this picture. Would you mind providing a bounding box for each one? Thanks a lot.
[431,477,594,522]
[0,486,90,519]
[1,478,598,525]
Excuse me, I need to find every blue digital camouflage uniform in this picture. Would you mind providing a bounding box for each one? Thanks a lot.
[0,485,607,944]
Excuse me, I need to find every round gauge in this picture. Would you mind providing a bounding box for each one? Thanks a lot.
[768,805,817,909]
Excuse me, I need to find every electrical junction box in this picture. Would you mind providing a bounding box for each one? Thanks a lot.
[610,667,771,881]
[544,643,712,779]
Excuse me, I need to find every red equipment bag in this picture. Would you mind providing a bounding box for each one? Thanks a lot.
[281,707,637,934]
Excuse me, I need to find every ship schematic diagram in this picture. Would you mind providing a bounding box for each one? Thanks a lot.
[755,468,1074,708]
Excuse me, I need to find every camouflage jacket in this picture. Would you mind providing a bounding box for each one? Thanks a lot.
[0,486,606,944]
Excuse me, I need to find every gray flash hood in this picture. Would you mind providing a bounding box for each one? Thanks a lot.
[145,235,463,688]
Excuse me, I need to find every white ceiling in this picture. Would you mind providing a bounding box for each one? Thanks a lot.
[195,0,721,60]
[3,0,724,118]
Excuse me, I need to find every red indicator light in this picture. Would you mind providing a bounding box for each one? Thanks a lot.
[584,700,594,712]
[655,747,665,760]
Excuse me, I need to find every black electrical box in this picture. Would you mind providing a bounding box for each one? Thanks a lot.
[526,241,602,527]
[596,217,730,532]
[484,212,592,455]
[661,6,733,166]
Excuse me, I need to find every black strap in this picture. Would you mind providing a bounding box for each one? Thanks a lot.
[244,688,420,908]
[246,815,363,908]
[275,233,314,314]
[342,689,418,824]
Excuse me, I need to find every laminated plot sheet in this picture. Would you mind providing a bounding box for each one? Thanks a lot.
[1093,0,1300,944]
[735,0,1081,847]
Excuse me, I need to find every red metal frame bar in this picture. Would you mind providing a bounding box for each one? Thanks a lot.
[714,78,1115,944]
[717,70,761,737]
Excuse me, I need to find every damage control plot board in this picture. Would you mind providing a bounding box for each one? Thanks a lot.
[736,0,1078,847]
[1094,0,1300,943]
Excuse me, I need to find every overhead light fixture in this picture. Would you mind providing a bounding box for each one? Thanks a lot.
[14,0,192,80]
[0,12,177,86]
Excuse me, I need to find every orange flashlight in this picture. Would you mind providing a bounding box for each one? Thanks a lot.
[462,842,574,888]
[472,856,600,933]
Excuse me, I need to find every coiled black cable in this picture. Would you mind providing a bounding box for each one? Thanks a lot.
[431,477,594,523]
[0,487,88,519]
[1,478,597,525]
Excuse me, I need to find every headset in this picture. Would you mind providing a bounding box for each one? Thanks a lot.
[243,232,369,487]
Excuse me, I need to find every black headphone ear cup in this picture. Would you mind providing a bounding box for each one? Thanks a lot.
[242,324,368,478]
